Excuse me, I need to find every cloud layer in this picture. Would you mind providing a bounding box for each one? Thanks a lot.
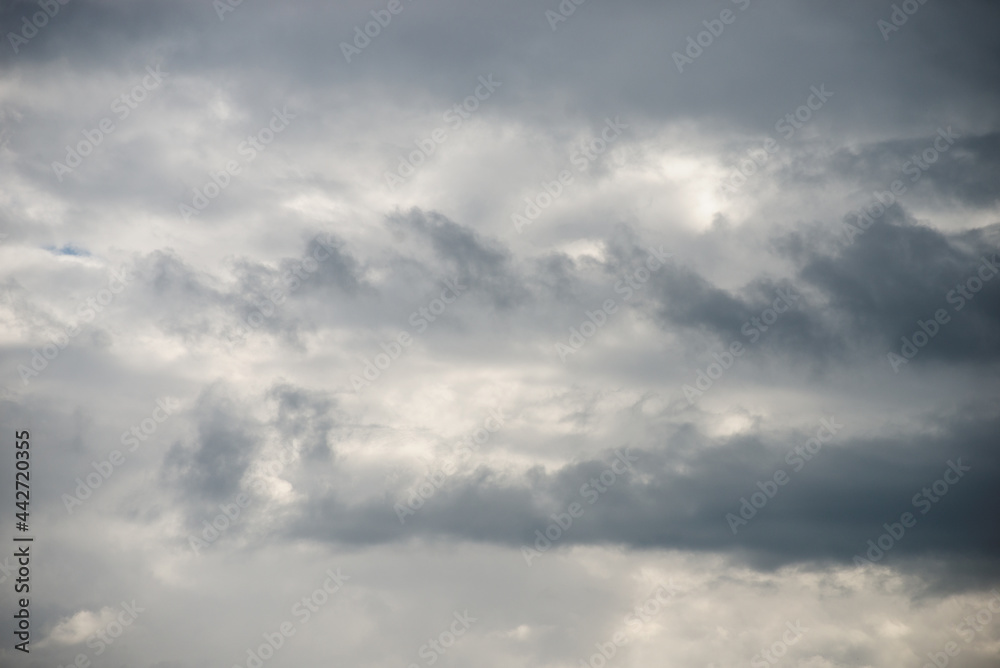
[1,1,999,666]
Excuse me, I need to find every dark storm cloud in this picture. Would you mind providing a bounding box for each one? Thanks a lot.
[627,219,1000,367]
[138,207,998,374]
[824,130,1000,209]
[633,248,841,364]
[5,0,1000,147]
[278,411,1000,585]
[791,220,1000,364]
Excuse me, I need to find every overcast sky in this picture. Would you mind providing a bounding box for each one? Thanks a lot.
[2,0,1000,666]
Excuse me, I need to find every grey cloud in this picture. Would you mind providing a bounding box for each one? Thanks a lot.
[389,208,529,309]
[824,131,1000,209]
[793,221,1000,363]
[3,0,1000,665]
[277,411,1000,591]
[266,382,338,461]
[161,383,260,505]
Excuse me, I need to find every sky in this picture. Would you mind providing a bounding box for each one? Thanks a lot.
[1,0,1000,667]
